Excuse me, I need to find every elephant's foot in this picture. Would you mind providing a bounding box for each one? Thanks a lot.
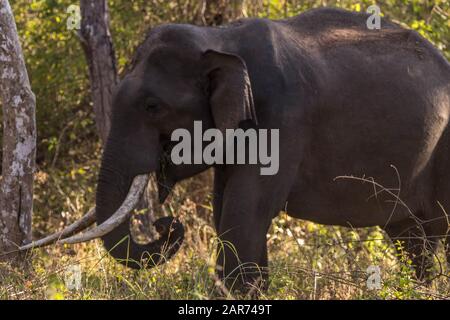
[215,265,269,298]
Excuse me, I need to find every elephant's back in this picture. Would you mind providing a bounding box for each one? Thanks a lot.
[284,7,398,32]
[282,8,449,71]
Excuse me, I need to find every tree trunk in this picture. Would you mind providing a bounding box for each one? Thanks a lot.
[0,0,37,261]
[202,0,245,26]
[79,0,118,143]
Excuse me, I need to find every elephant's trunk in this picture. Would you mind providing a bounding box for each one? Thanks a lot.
[92,138,184,269]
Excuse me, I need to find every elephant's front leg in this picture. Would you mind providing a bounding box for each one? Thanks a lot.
[215,167,283,292]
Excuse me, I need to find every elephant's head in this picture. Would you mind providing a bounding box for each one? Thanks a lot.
[23,25,256,269]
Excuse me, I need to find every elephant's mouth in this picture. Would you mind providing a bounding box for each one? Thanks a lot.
[157,141,177,203]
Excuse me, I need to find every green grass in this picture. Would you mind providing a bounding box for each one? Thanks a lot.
[1,167,449,300]
[1,140,449,300]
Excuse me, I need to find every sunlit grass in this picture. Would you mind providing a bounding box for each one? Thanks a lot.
[1,168,449,300]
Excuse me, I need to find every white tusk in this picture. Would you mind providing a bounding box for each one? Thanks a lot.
[19,208,96,251]
[58,174,149,245]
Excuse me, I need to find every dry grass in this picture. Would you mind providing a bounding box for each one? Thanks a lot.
[1,166,450,300]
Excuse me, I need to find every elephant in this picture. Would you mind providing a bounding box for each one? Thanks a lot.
[26,7,450,291]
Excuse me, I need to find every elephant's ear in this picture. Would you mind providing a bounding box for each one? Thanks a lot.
[203,50,257,134]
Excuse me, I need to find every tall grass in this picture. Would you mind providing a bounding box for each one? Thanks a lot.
[1,166,449,300]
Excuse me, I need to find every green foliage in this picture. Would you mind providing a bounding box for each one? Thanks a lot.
[9,0,95,166]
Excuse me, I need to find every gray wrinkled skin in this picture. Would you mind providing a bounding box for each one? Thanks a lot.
[98,8,450,290]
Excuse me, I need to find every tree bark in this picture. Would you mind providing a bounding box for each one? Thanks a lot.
[79,0,118,143]
[0,0,37,261]
[202,0,245,26]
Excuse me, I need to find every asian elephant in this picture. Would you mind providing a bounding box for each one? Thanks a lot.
[28,8,450,290]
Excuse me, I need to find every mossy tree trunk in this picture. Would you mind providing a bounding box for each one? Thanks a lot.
[79,0,118,144]
[0,0,37,262]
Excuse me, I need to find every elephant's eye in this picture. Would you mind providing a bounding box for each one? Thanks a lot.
[145,103,159,112]
[143,98,161,113]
